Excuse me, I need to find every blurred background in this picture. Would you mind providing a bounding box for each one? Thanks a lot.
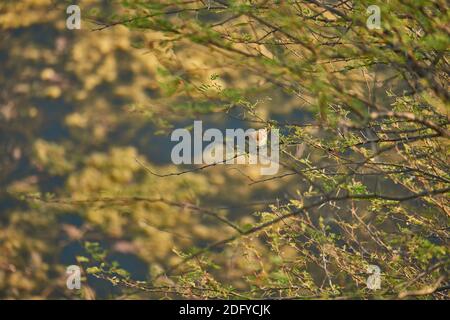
[0,0,311,299]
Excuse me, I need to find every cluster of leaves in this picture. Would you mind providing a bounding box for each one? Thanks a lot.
[92,0,448,299]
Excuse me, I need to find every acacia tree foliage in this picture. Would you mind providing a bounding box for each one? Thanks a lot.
[77,0,449,299]
[1,0,448,299]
